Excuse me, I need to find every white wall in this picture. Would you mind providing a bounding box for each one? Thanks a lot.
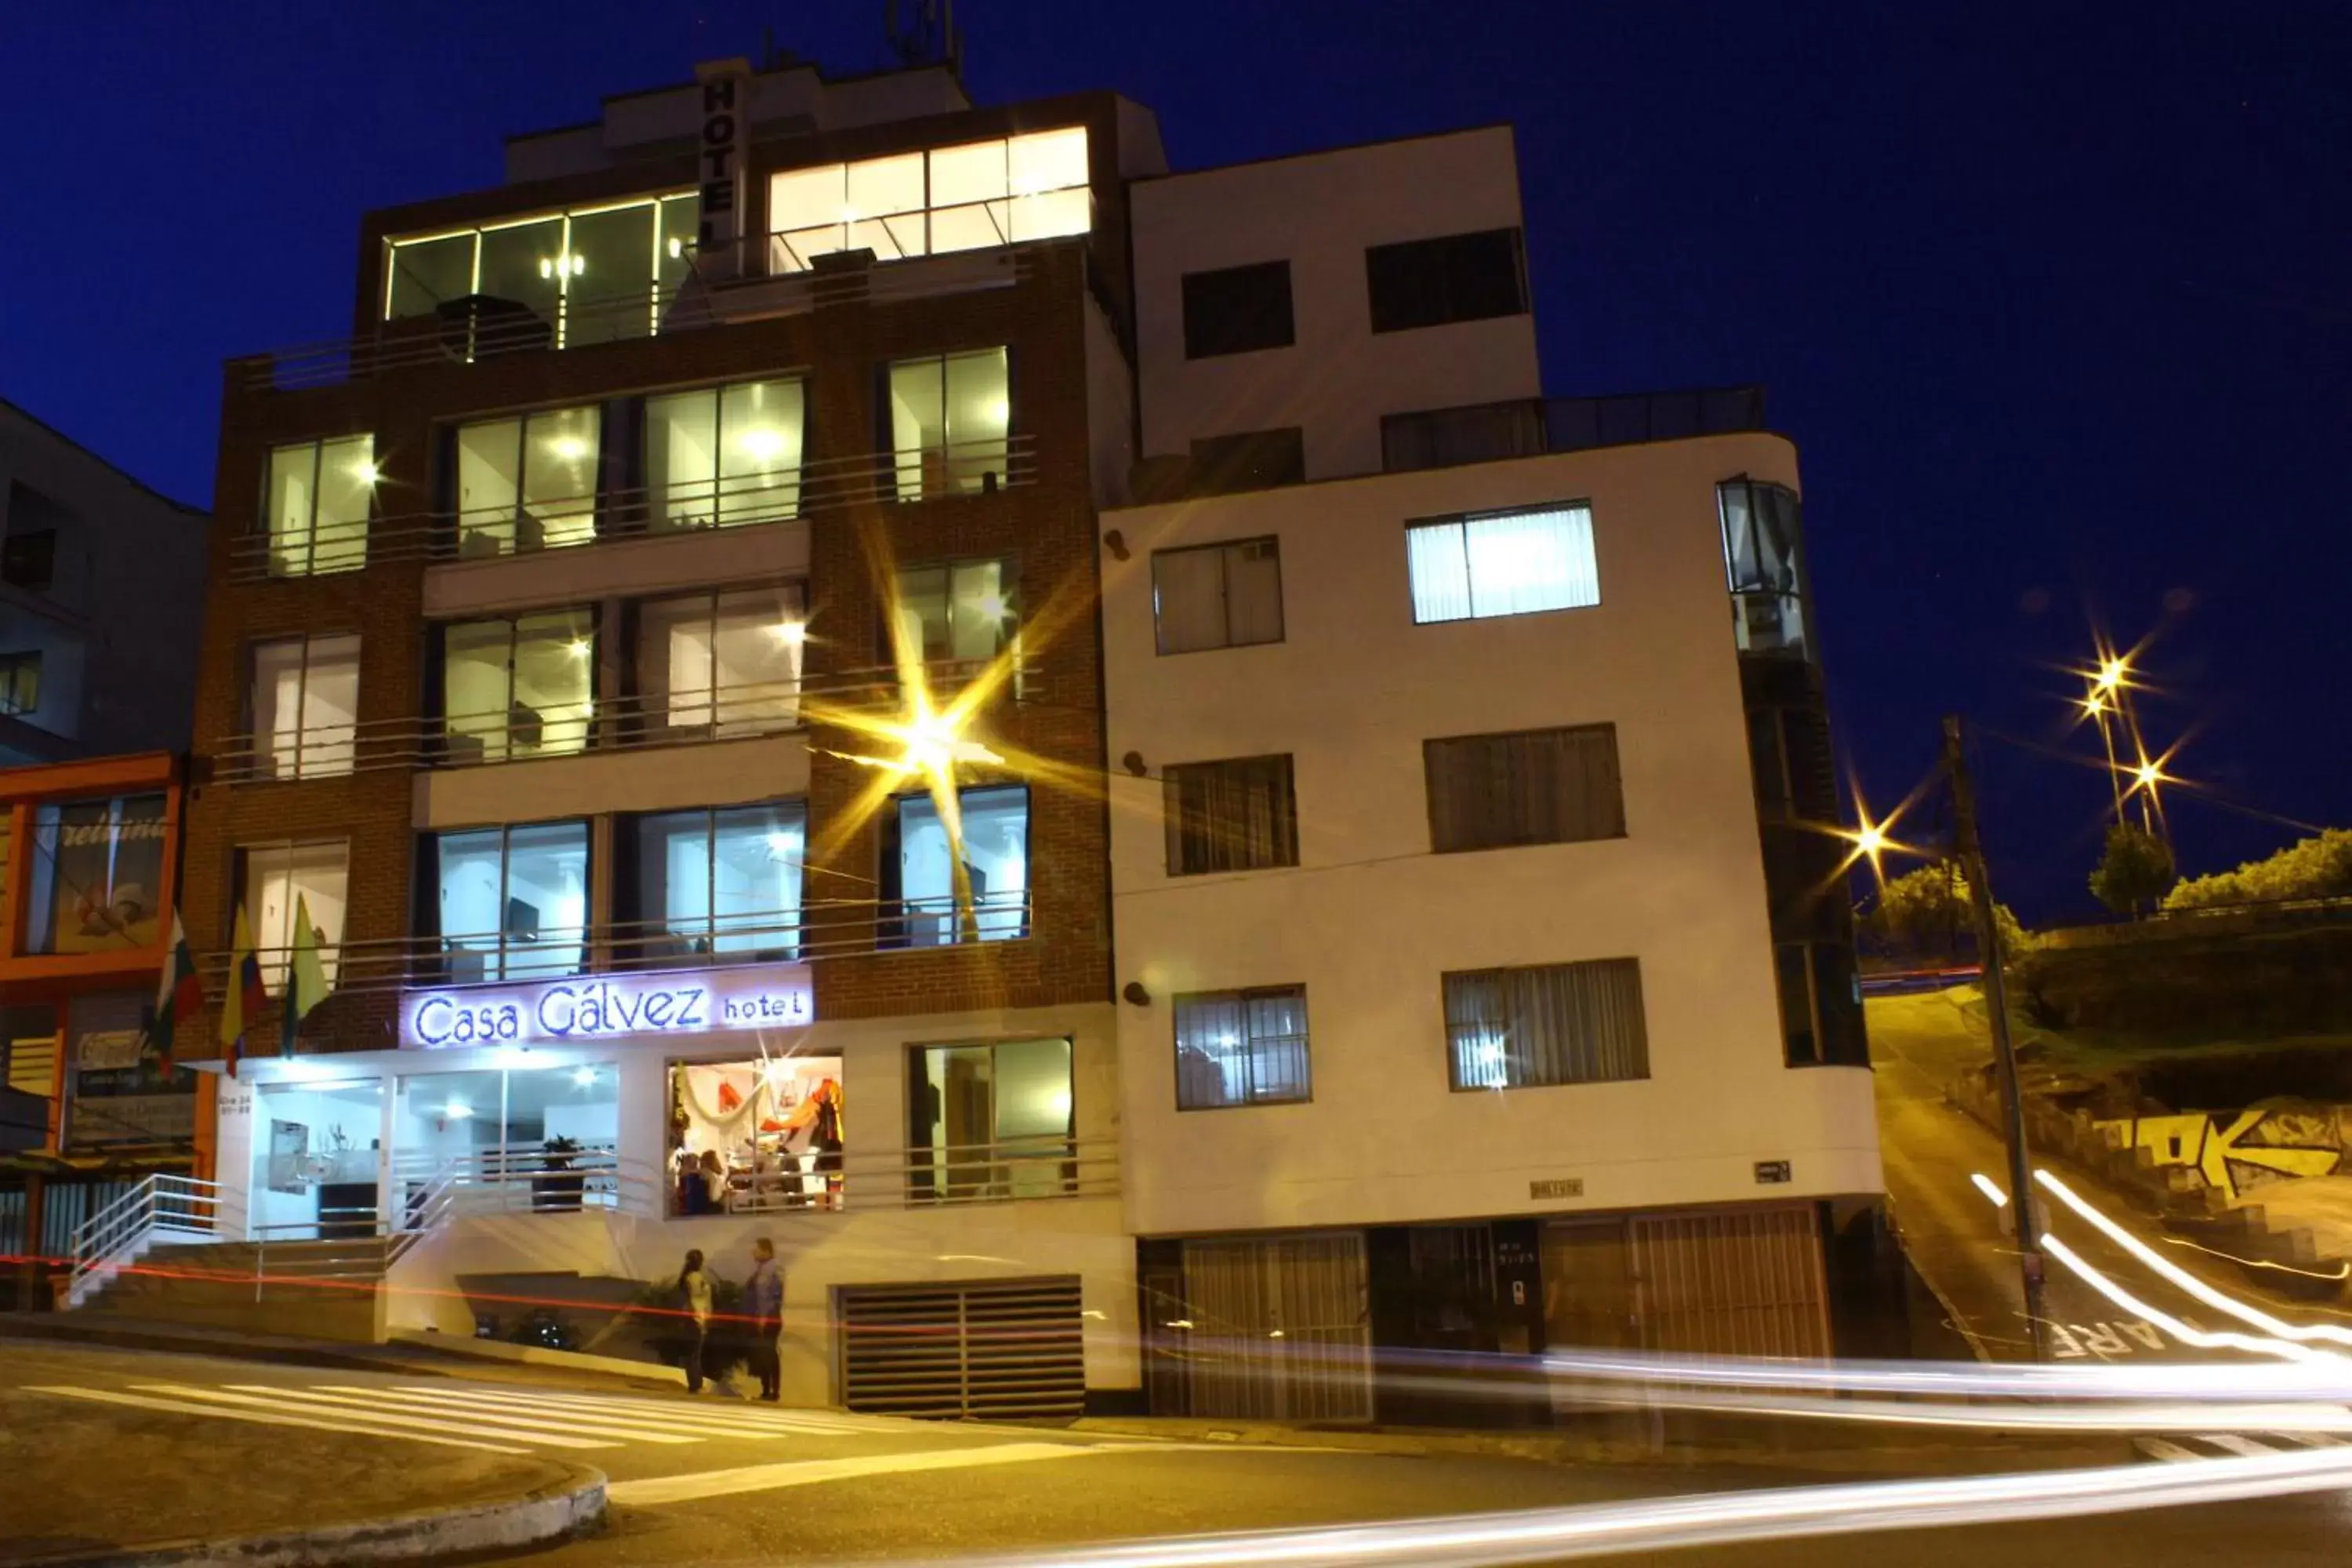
[1129,127,1541,481]
[1099,435,1882,1239]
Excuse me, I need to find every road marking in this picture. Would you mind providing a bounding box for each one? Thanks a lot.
[246,1385,702,1445]
[132,1384,620,1450]
[308,1385,706,1443]
[25,1385,529,1455]
[2138,1432,2352,1462]
[393,1383,878,1436]
[608,1440,1100,1505]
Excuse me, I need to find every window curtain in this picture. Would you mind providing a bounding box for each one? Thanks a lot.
[1426,725,1622,851]
[1461,505,1598,617]
[1153,546,1231,653]
[1445,960,1647,1089]
[1406,522,1473,623]
[1224,543,1284,646]
[1167,758,1296,873]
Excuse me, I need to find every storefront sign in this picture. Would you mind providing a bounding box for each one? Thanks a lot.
[403,964,812,1050]
[1529,1178,1584,1200]
[693,58,752,265]
[1754,1160,1793,1185]
[64,991,196,1151]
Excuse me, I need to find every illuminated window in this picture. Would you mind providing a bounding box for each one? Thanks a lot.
[384,194,699,345]
[453,406,600,556]
[880,785,1029,947]
[438,610,594,765]
[249,633,359,780]
[427,821,588,982]
[238,838,349,993]
[884,349,1010,500]
[644,379,805,531]
[0,650,38,717]
[1444,959,1648,1091]
[890,559,1015,673]
[768,127,1091,272]
[636,585,804,739]
[909,1036,1074,1203]
[1406,503,1598,624]
[1174,988,1310,1109]
[25,793,166,956]
[1718,478,1809,659]
[263,437,373,578]
[626,802,807,964]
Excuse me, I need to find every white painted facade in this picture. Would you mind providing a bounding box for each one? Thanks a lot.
[1128,127,1541,481]
[1098,435,1884,1240]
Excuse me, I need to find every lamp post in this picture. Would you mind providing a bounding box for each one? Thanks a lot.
[1942,713,2050,1361]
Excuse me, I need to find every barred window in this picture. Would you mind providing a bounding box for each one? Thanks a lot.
[1164,756,1298,876]
[1174,987,1311,1109]
[1425,724,1624,852]
[1444,959,1650,1091]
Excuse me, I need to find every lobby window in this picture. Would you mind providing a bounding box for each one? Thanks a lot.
[239,838,348,993]
[0,651,38,717]
[1777,941,1867,1068]
[1366,227,1528,333]
[264,436,373,577]
[768,127,1090,271]
[626,802,807,966]
[1174,987,1310,1110]
[670,1056,844,1214]
[909,1036,1074,1203]
[1152,537,1283,655]
[880,784,1029,947]
[1425,724,1624,853]
[249,634,358,781]
[1719,478,1809,659]
[438,609,594,765]
[453,406,599,557]
[644,379,806,532]
[884,348,1010,500]
[1444,959,1650,1091]
[25,793,166,955]
[430,821,590,982]
[2,528,56,592]
[1182,260,1294,359]
[1164,755,1298,877]
[891,559,1016,677]
[636,586,804,739]
[383,192,697,344]
[1407,502,1599,624]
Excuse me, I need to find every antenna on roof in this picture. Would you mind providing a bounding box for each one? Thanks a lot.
[884,0,962,74]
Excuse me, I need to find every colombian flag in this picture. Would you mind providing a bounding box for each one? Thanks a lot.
[219,906,267,1079]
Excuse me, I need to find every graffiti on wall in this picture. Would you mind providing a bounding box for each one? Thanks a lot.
[2097,1106,2342,1203]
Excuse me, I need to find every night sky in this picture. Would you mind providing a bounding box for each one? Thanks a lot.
[5,3,2346,923]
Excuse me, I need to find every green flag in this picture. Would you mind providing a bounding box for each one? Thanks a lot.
[279,894,332,1057]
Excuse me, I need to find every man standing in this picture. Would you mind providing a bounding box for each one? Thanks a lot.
[745,1236,783,1402]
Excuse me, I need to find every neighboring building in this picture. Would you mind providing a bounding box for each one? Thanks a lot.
[0,398,209,765]
[89,53,1882,1417]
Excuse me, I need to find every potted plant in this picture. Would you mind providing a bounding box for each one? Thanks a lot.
[537,1135,586,1212]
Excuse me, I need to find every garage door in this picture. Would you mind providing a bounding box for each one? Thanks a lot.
[838,1276,1086,1420]
[1180,1233,1372,1423]
[1629,1206,1829,1359]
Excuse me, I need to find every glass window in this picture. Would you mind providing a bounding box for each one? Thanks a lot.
[1175,988,1310,1109]
[669,1055,844,1215]
[1778,941,1867,1068]
[1425,724,1625,853]
[628,802,806,966]
[890,560,1016,678]
[564,202,657,345]
[454,406,599,557]
[2,528,57,592]
[476,216,564,328]
[0,651,39,717]
[1182,262,1295,360]
[1444,959,1649,1091]
[909,1036,1074,1203]
[636,585,804,739]
[1366,227,1528,333]
[431,821,589,982]
[1152,538,1283,655]
[1407,503,1599,624]
[1719,479,1809,659]
[438,610,594,765]
[389,1063,620,1203]
[882,785,1029,947]
[383,192,691,347]
[263,436,373,577]
[24,793,166,955]
[886,349,1010,501]
[644,379,805,532]
[1164,756,1298,876]
[768,128,1090,272]
[249,633,359,780]
[241,839,348,993]
[385,231,474,320]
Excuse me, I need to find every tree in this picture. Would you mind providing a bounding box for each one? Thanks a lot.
[1860,862,2030,962]
[2089,822,2176,916]
[2165,827,2352,911]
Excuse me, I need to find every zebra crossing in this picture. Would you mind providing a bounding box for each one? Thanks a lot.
[27,1380,913,1457]
[2136,1430,2352,1464]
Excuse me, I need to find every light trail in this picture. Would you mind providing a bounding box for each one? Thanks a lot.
[876,1447,2352,1568]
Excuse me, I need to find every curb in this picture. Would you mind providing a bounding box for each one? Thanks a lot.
[10,1465,605,1568]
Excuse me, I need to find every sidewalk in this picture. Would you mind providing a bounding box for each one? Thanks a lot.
[0,1373,600,1566]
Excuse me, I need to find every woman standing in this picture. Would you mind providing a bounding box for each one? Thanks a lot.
[677,1248,715,1394]
[743,1236,784,1403]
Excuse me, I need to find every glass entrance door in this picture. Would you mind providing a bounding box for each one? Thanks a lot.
[245,1077,383,1241]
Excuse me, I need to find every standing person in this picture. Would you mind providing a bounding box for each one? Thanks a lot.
[744,1236,784,1403]
[677,1248,714,1394]
[699,1149,728,1214]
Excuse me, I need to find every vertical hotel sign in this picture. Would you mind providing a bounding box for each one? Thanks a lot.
[695,58,753,274]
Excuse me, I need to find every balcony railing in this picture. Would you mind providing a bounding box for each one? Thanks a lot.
[1381,385,1768,474]
[235,247,1035,394]
[225,436,1039,585]
[209,653,1040,783]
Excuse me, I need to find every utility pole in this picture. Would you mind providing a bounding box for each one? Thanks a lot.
[1943,713,2049,1361]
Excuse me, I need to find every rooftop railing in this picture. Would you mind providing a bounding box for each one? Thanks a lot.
[1381,385,1769,474]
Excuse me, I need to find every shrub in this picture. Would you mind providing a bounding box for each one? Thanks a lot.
[628,1272,753,1379]
[1860,862,2031,961]
[2165,828,2352,912]
[2089,823,2176,916]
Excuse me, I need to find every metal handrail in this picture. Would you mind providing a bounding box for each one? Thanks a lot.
[687,1135,1120,1217]
[235,245,1036,393]
[223,435,1040,583]
[67,1173,223,1305]
[206,652,1039,782]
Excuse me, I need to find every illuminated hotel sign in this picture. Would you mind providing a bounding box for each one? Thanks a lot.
[404,964,812,1050]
